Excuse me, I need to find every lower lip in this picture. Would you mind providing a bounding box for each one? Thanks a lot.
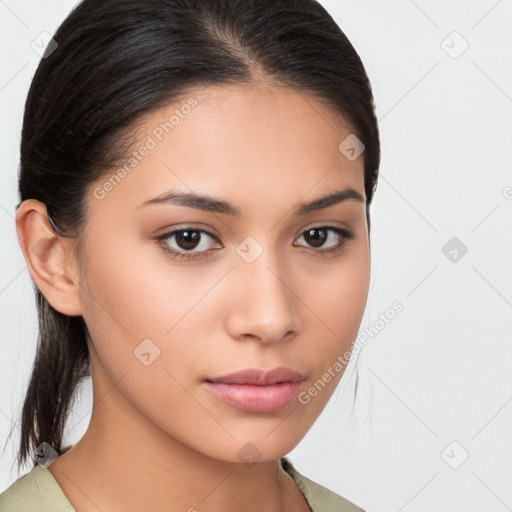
[204,381,303,413]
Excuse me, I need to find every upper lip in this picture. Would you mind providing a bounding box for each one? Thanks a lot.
[205,366,305,385]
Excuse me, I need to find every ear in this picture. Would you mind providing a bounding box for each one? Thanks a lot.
[15,199,83,316]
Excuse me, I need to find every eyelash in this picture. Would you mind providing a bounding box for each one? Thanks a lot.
[156,226,354,261]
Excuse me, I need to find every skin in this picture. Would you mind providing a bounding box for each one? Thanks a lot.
[16,82,370,512]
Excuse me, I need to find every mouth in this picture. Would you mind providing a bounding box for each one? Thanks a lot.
[203,366,305,413]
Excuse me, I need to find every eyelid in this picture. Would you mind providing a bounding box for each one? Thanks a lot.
[155,221,348,241]
[294,226,353,248]
[154,222,220,239]
[156,223,354,261]
[157,227,220,249]
[299,220,350,233]
[155,228,219,262]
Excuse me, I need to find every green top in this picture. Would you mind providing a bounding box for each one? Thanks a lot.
[0,456,365,512]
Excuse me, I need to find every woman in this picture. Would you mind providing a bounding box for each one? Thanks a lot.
[0,0,380,510]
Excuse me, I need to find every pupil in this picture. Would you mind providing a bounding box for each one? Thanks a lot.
[176,230,200,250]
[306,228,326,247]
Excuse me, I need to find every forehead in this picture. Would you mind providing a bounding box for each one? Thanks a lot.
[87,83,365,217]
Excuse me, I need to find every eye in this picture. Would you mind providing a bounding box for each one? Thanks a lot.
[294,226,354,256]
[156,228,221,261]
[156,225,354,262]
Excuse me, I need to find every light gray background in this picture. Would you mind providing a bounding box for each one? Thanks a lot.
[1,1,511,511]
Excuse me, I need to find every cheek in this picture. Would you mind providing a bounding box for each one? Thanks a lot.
[291,258,369,413]
[79,235,213,337]
[298,242,370,367]
[78,238,226,383]
[79,243,215,436]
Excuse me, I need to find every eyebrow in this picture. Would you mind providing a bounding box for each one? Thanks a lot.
[137,187,364,216]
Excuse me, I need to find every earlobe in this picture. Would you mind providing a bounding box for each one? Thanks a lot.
[15,199,83,316]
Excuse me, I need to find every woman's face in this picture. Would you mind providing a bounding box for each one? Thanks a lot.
[76,83,370,463]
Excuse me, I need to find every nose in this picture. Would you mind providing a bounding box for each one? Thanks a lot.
[224,247,302,344]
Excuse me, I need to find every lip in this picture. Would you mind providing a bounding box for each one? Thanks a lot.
[204,367,305,413]
[206,366,305,385]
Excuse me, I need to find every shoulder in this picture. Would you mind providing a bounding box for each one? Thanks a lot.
[0,465,75,512]
[280,457,366,512]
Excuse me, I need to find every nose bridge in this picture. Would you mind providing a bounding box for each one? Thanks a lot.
[227,235,300,342]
